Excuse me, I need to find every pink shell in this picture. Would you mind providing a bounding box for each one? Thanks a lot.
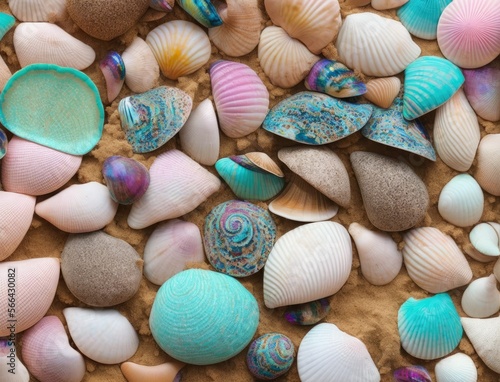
[463,65,500,122]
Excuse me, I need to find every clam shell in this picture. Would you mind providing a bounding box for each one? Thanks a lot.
[9,0,66,22]
[398,293,462,360]
[0,56,12,92]
[474,133,500,196]
[246,333,295,380]
[121,37,160,93]
[176,0,222,27]
[263,221,352,308]
[470,222,500,257]
[0,127,7,159]
[371,0,409,10]
[393,366,431,382]
[99,51,125,103]
[284,298,331,326]
[297,323,380,382]
[120,362,185,382]
[435,353,478,382]
[363,77,401,109]
[402,227,473,293]
[245,152,284,177]
[397,0,452,40]
[461,315,500,373]
[0,339,30,382]
[463,65,500,122]
[462,275,500,318]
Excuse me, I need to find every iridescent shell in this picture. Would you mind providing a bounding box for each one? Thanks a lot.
[0,12,15,40]
[176,0,222,27]
[0,127,7,159]
[246,333,295,380]
[99,51,126,103]
[463,65,500,122]
[150,0,174,11]
[393,366,431,382]
[118,86,192,153]
[284,298,331,325]
[203,200,276,277]
[262,91,373,145]
[397,0,452,40]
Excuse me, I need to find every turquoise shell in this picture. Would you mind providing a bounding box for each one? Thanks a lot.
[0,63,104,155]
[403,56,464,120]
[397,0,452,40]
[246,333,295,380]
[0,13,15,41]
[0,127,7,159]
[398,293,462,360]
[118,86,192,153]
[263,91,373,145]
[393,366,432,382]
[203,200,276,277]
[284,298,331,325]
[149,269,259,365]
[176,0,222,27]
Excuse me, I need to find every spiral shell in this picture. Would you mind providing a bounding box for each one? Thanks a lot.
[246,333,295,380]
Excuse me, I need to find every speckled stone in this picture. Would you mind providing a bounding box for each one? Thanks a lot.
[61,231,143,307]
[350,151,429,232]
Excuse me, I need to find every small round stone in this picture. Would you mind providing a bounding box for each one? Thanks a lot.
[246,333,295,380]
[284,298,331,325]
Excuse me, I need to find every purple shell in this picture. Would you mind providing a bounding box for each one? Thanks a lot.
[246,333,295,380]
[284,298,331,325]
[393,366,432,382]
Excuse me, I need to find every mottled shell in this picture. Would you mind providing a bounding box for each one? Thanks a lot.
[246,333,295,380]
[474,134,500,196]
[121,37,160,93]
[284,298,331,325]
[461,316,500,374]
[435,353,478,382]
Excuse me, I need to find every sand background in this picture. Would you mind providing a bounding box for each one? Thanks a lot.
[1,0,499,381]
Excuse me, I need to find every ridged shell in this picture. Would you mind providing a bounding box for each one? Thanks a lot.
[149,269,259,365]
[0,339,30,382]
[463,65,500,122]
[245,152,284,177]
[1,136,82,196]
[263,221,352,308]
[402,227,473,293]
[461,316,500,373]
[398,293,462,360]
[246,333,295,380]
[146,20,211,80]
[363,77,401,109]
[474,134,500,196]
[99,51,125,103]
[120,362,185,382]
[393,366,431,382]
[9,0,66,22]
[0,12,15,41]
[176,0,222,28]
[121,37,160,93]
[435,353,478,382]
[284,298,331,325]
[461,275,500,318]
[397,0,452,40]
[0,56,11,92]
[470,222,500,257]
[438,174,484,227]
[210,60,269,138]
[258,26,320,88]
[297,323,380,382]
[371,0,408,10]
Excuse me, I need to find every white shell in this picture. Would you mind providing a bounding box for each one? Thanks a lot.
[474,134,500,196]
[0,56,12,92]
[63,307,139,365]
[461,315,500,374]
[0,339,30,382]
[336,12,421,77]
[297,323,380,382]
[121,37,160,93]
[371,0,409,10]
[461,275,500,318]
[263,221,352,308]
[470,222,500,257]
[402,227,473,293]
[13,22,95,70]
[9,0,66,21]
[35,182,119,233]
[348,222,402,286]
[438,174,484,227]
[435,353,478,382]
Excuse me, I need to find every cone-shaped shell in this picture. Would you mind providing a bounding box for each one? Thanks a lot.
[461,315,500,373]
[297,323,380,382]
[435,353,478,382]
[9,0,66,21]
[461,275,500,318]
[176,0,222,28]
[263,221,352,308]
[0,339,30,382]
[470,222,500,257]
[122,37,160,93]
[463,65,500,122]
[474,134,500,196]
[402,227,473,293]
[364,77,401,109]
[397,0,452,40]
[371,0,409,10]
[120,361,185,382]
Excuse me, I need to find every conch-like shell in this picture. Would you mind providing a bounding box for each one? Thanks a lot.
[121,361,185,382]
[435,353,478,382]
[461,315,500,373]
[363,77,401,109]
[461,275,500,318]
[9,0,66,21]
[121,37,160,93]
[474,134,500,196]
[0,339,30,382]
[470,222,500,257]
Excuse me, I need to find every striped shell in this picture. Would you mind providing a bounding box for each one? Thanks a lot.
[246,333,295,380]
[470,222,500,257]
[121,37,160,93]
[9,0,66,22]
[0,56,11,92]
[396,0,452,40]
[435,353,478,382]
[363,77,401,109]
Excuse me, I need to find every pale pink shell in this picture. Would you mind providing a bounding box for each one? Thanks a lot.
[474,134,500,196]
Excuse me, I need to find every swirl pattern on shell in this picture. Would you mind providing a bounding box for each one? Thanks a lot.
[246,333,295,380]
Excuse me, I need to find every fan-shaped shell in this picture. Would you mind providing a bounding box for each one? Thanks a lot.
[9,0,66,21]
[435,353,478,382]
[474,134,500,196]
[246,333,295,380]
[364,77,401,109]
[0,339,30,382]
[120,362,185,382]
[397,0,452,40]
[121,37,160,93]
[461,275,500,318]
[470,222,500,257]
[461,316,500,373]
[263,221,352,308]
[463,65,500,122]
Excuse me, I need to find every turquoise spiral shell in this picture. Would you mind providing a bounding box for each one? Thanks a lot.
[149,269,259,365]
[397,0,452,40]
[246,333,295,380]
[176,0,222,28]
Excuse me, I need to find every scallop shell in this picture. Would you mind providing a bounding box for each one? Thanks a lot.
[363,77,401,109]
[0,13,15,41]
[297,323,380,382]
[461,315,500,373]
[121,37,160,93]
[284,298,331,326]
[371,0,409,10]
[393,366,431,382]
[9,0,66,21]
[99,51,125,103]
[176,0,222,27]
[258,26,320,88]
[398,293,462,360]
[245,152,284,177]
[397,0,452,40]
[246,333,295,380]
[120,362,185,382]
[146,20,211,80]
[0,56,12,92]
[0,339,30,382]
[435,353,478,382]
[461,275,500,318]
[263,221,352,308]
[470,222,500,257]
[463,65,500,122]
[402,227,473,293]
[474,133,500,196]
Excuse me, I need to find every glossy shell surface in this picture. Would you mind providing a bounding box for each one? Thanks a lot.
[393,366,431,382]
[284,298,331,325]
[246,333,295,380]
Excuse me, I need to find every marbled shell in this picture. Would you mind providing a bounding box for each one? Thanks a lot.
[284,298,331,325]
[99,51,126,103]
[176,0,222,27]
[246,333,295,380]
[120,361,185,382]
[121,37,160,93]
[9,0,66,21]
[0,127,7,159]
[461,316,500,373]
[463,65,500,122]
[393,366,431,382]
[363,77,401,109]
[397,0,452,40]
[0,339,29,382]
[435,353,478,382]
[475,134,500,196]
[461,275,500,318]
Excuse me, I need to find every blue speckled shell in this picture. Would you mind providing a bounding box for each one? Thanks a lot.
[0,128,7,159]
[246,333,295,380]
[284,298,331,325]
[393,365,432,382]
[149,269,259,365]
[263,91,373,145]
[0,13,15,41]
[176,0,222,27]
[397,0,452,40]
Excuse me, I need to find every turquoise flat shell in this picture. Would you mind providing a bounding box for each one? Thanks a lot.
[118,86,192,153]
[0,13,15,41]
[176,0,222,28]
[246,333,295,380]
[263,91,373,145]
[362,94,436,161]
[284,298,331,325]
[397,0,452,40]
[0,127,7,159]
[398,293,462,360]
[149,269,259,365]
[403,56,464,120]
[203,200,276,277]
[0,63,104,155]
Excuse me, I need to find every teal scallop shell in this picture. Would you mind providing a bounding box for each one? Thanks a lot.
[177,0,222,27]
[204,200,276,277]
[246,333,295,380]
[262,91,373,145]
[0,13,15,41]
[398,293,462,360]
[397,0,452,40]
[149,269,259,365]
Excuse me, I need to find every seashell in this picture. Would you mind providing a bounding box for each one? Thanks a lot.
[121,361,185,382]
[398,293,462,360]
[179,98,219,166]
[263,91,373,145]
[150,269,259,364]
[263,221,352,308]
[0,339,30,382]
[304,59,367,98]
[0,127,7,159]
[245,152,284,177]
[336,12,421,77]
[35,182,119,233]
[0,56,12,92]
[102,155,150,205]
[435,353,478,382]
[397,0,452,40]
[0,191,35,261]
[0,258,60,336]
[393,366,431,382]
[146,20,211,80]
[433,88,480,171]
[118,86,192,153]
[150,0,174,11]
[1,136,82,196]
[463,65,500,122]
[363,77,401,108]
[246,333,295,380]
[284,298,331,325]
[0,63,104,155]
[371,0,409,10]
[350,151,429,232]
[208,0,263,57]
[475,134,500,196]
[438,173,484,227]
[437,0,500,69]
[144,219,205,285]
[63,307,139,364]
[121,37,160,93]
[264,0,342,54]
[348,222,402,286]
[203,200,276,277]
[402,227,473,293]
[258,26,320,88]
[176,0,222,27]
[470,222,500,257]
[210,60,269,138]
[0,12,15,40]
[9,0,66,22]
[14,23,95,70]
[461,275,500,318]
[461,315,500,373]
[99,51,125,103]
[21,316,86,382]
[297,323,380,382]
[403,56,464,120]
[128,149,221,229]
